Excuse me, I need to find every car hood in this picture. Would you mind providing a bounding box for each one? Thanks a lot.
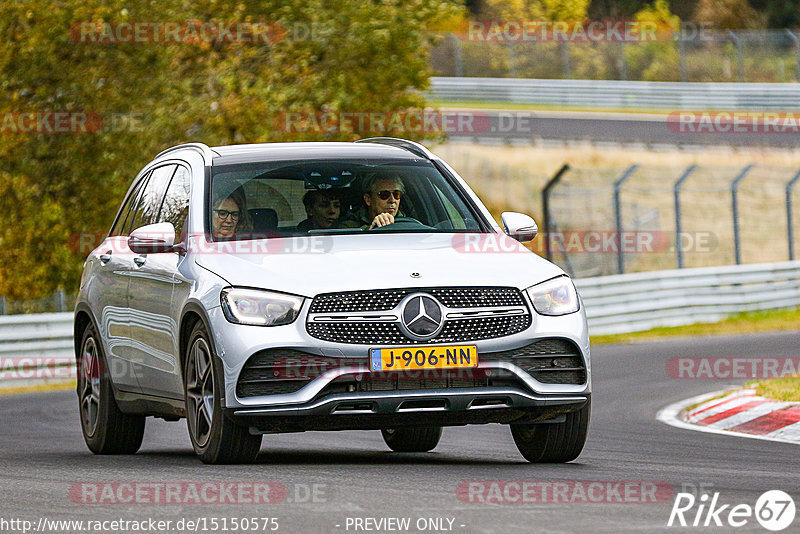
[193,232,565,297]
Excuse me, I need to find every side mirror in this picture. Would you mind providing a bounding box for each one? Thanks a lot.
[129,222,176,254]
[501,212,538,242]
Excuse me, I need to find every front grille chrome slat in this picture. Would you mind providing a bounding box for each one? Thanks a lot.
[312,314,398,323]
[306,287,532,344]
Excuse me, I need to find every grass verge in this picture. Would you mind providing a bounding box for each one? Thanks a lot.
[748,376,800,402]
[0,380,75,396]
[591,307,800,345]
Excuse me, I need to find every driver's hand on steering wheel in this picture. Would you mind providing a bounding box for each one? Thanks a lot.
[368,213,395,230]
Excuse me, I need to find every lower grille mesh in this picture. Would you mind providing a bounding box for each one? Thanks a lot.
[237,338,586,399]
[237,349,366,398]
[480,338,586,385]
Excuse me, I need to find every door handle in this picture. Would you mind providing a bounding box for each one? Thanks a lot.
[99,251,112,264]
[133,256,147,267]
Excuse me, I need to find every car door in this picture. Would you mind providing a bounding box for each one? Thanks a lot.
[88,170,151,392]
[126,163,191,398]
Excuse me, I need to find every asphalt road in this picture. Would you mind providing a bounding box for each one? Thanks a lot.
[1,331,798,534]
[444,110,800,148]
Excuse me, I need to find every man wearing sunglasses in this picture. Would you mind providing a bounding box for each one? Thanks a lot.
[340,174,405,230]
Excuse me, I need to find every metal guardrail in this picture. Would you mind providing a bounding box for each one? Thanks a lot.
[2,261,799,383]
[0,312,74,386]
[575,260,800,335]
[429,77,800,110]
[431,30,800,83]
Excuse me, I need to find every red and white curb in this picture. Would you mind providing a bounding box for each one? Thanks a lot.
[657,388,800,445]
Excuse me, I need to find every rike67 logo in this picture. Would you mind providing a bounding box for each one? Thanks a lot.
[668,490,795,531]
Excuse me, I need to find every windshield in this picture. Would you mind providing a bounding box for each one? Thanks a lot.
[208,157,485,241]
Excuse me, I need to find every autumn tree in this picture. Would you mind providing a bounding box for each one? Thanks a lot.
[0,0,464,299]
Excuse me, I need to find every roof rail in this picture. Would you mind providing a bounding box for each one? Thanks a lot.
[154,142,215,165]
[354,137,433,160]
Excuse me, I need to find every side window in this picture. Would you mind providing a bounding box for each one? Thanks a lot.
[110,171,150,237]
[158,165,191,239]
[433,182,469,230]
[127,164,177,233]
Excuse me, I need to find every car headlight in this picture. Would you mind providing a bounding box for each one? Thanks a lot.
[220,288,304,326]
[525,276,580,316]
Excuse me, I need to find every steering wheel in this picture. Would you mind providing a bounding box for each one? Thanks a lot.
[368,216,433,231]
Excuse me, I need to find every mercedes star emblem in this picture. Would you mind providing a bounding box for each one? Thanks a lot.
[399,294,444,340]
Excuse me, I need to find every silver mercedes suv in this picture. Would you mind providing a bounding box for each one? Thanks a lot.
[74,138,591,464]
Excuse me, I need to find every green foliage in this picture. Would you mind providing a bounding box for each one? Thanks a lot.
[0,0,464,299]
[693,0,766,30]
[736,0,796,29]
[624,0,680,80]
[481,0,590,20]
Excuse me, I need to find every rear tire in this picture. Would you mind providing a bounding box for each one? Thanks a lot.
[77,323,145,454]
[381,427,442,452]
[184,321,261,464]
[510,401,590,463]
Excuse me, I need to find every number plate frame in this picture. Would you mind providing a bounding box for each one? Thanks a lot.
[369,345,478,372]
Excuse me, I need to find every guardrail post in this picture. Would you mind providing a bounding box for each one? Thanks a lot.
[542,164,570,262]
[613,165,639,274]
[731,164,755,265]
[728,31,745,82]
[786,169,800,260]
[786,30,800,82]
[560,41,571,79]
[508,42,517,77]
[678,36,688,82]
[54,289,66,312]
[0,296,5,315]
[449,33,464,77]
[503,164,512,208]
[673,164,698,269]
[618,42,628,80]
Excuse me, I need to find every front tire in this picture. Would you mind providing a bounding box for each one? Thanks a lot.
[184,321,261,464]
[381,427,442,452]
[77,323,145,454]
[510,401,590,463]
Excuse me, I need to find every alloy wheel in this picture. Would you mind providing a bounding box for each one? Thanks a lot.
[79,336,101,437]
[186,336,215,448]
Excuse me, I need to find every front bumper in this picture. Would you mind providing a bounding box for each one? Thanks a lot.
[208,302,592,410]
[228,389,590,434]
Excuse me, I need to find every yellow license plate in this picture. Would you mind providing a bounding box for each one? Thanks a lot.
[370,345,478,372]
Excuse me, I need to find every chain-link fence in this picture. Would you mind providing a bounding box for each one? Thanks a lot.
[0,290,75,315]
[431,30,800,83]
[437,145,800,278]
